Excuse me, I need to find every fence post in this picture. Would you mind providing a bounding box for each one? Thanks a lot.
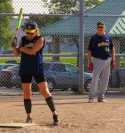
[79,0,85,94]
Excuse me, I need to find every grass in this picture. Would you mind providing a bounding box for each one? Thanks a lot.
[0,52,77,64]
[44,57,77,65]
[0,57,19,64]
[44,51,77,54]
[119,56,125,67]
[0,56,77,65]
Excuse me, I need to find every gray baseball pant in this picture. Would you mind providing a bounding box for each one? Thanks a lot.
[89,57,111,99]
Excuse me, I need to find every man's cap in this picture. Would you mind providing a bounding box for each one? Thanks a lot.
[24,21,38,33]
[97,22,105,27]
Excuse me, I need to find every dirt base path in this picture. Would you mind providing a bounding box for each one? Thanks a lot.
[0,95,124,133]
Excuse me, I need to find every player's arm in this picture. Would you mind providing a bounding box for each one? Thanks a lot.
[12,47,20,56]
[87,37,93,64]
[87,37,94,72]
[111,46,116,69]
[112,47,116,61]
[110,37,116,69]
[19,37,44,55]
[88,50,93,64]
[110,38,116,61]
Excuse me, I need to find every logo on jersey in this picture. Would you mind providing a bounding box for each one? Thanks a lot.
[98,40,109,47]
[25,43,34,48]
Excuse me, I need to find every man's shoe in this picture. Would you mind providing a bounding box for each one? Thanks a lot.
[88,98,95,103]
[98,98,106,103]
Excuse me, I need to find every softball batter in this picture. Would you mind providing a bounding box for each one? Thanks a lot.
[11,21,59,125]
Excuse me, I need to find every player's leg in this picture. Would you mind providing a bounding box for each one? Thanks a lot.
[97,58,111,102]
[34,74,59,125]
[89,58,103,102]
[21,75,32,123]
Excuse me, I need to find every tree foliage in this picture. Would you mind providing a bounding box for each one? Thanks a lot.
[29,15,61,28]
[43,0,103,14]
[30,0,103,28]
[0,0,13,49]
[85,0,103,9]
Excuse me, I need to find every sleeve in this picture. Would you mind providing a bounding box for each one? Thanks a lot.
[88,36,94,51]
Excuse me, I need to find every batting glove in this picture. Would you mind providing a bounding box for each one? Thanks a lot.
[88,63,93,72]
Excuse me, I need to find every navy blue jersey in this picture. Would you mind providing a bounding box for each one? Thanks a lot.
[88,34,113,60]
[19,35,44,75]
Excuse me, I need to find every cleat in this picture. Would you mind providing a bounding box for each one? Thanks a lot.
[88,98,95,103]
[98,98,106,103]
[26,116,32,123]
[53,114,59,126]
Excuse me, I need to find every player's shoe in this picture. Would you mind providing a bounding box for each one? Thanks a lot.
[26,116,32,123]
[88,98,95,103]
[53,114,59,126]
[97,98,106,102]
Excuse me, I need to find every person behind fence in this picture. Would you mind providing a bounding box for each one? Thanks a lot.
[11,21,59,125]
[87,22,116,103]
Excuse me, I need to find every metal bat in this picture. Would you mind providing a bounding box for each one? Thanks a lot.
[15,8,25,48]
[16,8,23,31]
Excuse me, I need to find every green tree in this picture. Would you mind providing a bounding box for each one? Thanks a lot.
[0,0,13,50]
[31,0,103,28]
[86,0,103,9]
[43,0,103,14]
[29,15,61,28]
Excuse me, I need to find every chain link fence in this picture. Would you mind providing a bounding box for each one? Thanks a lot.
[0,0,85,93]
[0,0,125,93]
[83,14,125,90]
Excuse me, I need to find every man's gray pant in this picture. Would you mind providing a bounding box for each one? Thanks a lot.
[89,58,111,99]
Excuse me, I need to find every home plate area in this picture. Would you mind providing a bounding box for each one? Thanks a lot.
[0,123,38,128]
[0,122,56,133]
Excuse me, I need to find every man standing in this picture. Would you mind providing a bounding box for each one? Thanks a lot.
[87,22,116,102]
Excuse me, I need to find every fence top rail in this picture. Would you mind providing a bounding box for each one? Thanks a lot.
[0,53,78,57]
[0,13,78,17]
[84,14,125,17]
[0,13,125,17]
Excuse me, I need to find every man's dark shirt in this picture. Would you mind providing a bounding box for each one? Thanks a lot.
[88,34,113,60]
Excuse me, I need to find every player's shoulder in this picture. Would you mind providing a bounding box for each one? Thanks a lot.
[37,35,45,39]
[36,35,45,43]
[91,34,97,40]
[35,35,45,41]
[105,34,112,40]
[105,34,111,37]
[37,35,42,39]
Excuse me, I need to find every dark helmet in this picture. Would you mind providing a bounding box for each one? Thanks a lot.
[24,21,38,33]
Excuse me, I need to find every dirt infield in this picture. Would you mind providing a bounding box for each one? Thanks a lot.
[0,94,125,133]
